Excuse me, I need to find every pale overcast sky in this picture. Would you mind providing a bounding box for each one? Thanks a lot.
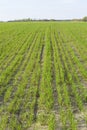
[0,0,87,21]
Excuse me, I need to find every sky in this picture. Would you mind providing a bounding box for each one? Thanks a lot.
[0,0,87,21]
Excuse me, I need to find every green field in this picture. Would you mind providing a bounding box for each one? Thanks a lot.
[0,22,87,130]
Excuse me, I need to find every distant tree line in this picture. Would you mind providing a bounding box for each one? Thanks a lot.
[82,16,87,22]
[0,16,87,22]
[8,18,32,22]
[7,18,76,22]
[72,16,87,22]
[8,17,87,22]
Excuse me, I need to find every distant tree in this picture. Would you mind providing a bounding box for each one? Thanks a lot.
[83,16,87,22]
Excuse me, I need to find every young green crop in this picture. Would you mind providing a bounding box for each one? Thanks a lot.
[0,22,87,130]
